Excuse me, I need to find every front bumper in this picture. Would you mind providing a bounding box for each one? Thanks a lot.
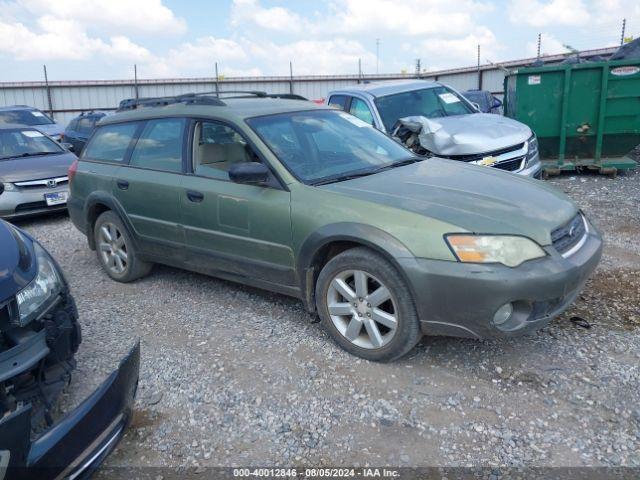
[399,225,603,339]
[0,187,69,220]
[0,342,139,480]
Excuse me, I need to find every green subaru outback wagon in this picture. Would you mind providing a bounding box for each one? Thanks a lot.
[68,93,602,361]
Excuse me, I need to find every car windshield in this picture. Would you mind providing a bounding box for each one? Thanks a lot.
[247,109,417,184]
[375,86,475,131]
[0,129,63,160]
[0,109,55,126]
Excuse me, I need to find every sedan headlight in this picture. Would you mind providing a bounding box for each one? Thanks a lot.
[525,134,539,165]
[445,234,546,267]
[16,243,62,325]
[1,182,16,193]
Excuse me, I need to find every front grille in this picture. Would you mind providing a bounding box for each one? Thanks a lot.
[493,157,524,172]
[551,213,586,255]
[15,201,48,212]
[443,143,525,163]
[14,176,68,190]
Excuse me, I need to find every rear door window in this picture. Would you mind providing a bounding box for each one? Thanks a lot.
[77,117,94,135]
[348,98,375,125]
[327,95,348,111]
[129,118,186,173]
[83,122,139,163]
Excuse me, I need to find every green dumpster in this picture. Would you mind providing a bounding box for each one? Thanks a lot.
[504,58,639,176]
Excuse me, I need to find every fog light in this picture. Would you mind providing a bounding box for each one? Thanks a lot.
[493,303,514,326]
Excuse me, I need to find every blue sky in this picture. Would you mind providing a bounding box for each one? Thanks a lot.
[0,0,637,81]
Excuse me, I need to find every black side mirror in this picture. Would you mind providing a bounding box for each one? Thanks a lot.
[492,97,503,109]
[61,142,75,152]
[228,162,269,185]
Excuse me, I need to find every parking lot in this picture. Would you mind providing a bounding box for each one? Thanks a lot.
[15,168,640,471]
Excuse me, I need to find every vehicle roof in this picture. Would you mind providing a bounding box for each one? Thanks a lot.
[0,123,39,130]
[330,79,441,98]
[101,97,328,125]
[0,105,40,112]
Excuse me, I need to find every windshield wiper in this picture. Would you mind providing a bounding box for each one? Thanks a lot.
[2,151,57,159]
[311,157,422,186]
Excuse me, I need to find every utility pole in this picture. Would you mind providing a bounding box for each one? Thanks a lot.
[289,61,294,94]
[214,62,220,95]
[43,65,53,119]
[477,44,482,90]
[375,38,380,74]
[415,59,421,78]
[620,18,626,46]
[537,33,542,59]
[134,64,139,99]
[358,58,362,83]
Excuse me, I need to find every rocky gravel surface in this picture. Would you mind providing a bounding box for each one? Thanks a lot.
[15,169,640,473]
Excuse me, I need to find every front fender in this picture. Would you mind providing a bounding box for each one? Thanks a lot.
[296,223,417,312]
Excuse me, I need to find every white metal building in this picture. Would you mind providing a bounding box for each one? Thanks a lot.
[0,47,616,126]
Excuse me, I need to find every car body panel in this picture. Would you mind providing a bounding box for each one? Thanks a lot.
[1,342,139,480]
[319,158,575,247]
[0,152,76,183]
[180,175,296,284]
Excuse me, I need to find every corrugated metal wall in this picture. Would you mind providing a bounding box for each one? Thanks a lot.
[0,47,616,126]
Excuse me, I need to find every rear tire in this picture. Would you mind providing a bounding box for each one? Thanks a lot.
[315,247,421,362]
[93,211,152,282]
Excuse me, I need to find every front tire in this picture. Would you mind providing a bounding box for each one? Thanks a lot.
[315,247,421,362]
[93,211,152,282]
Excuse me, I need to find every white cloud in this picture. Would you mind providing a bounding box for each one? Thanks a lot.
[142,37,250,77]
[231,0,305,34]
[324,0,493,37]
[415,27,504,70]
[0,16,153,61]
[508,0,590,27]
[246,38,377,75]
[19,0,186,35]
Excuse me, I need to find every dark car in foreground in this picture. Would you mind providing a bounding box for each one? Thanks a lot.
[0,124,77,219]
[64,112,108,154]
[0,219,139,479]
[0,106,64,142]
[69,93,601,362]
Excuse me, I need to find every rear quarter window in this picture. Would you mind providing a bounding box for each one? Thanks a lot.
[82,122,138,163]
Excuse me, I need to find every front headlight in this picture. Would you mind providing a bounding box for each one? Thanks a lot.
[16,243,62,325]
[2,182,16,192]
[525,134,539,165]
[445,234,546,267]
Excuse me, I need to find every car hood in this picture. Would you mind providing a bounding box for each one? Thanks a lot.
[34,122,65,137]
[0,151,76,182]
[397,113,531,155]
[320,158,577,246]
[0,221,36,301]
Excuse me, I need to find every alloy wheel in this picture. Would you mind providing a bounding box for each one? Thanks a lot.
[326,269,398,349]
[98,222,128,275]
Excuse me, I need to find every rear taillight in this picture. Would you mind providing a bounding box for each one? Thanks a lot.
[68,159,79,184]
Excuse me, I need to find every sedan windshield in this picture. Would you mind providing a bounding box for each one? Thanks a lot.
[0,129,63,160]
[375,86,475,132]
[0,109,55,126]
[247,109,418,184]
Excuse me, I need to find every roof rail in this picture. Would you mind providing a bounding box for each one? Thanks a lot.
[115,90,285,112]
[116,94,226,111]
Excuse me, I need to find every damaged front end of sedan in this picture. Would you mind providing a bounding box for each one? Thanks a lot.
[391,114,542,177]
[0,220,139,480]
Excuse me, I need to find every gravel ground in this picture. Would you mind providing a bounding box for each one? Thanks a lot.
[15,169,640,472]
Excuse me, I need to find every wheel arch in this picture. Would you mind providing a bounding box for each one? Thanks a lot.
[84,193,136,251]
[297,223,416,313]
